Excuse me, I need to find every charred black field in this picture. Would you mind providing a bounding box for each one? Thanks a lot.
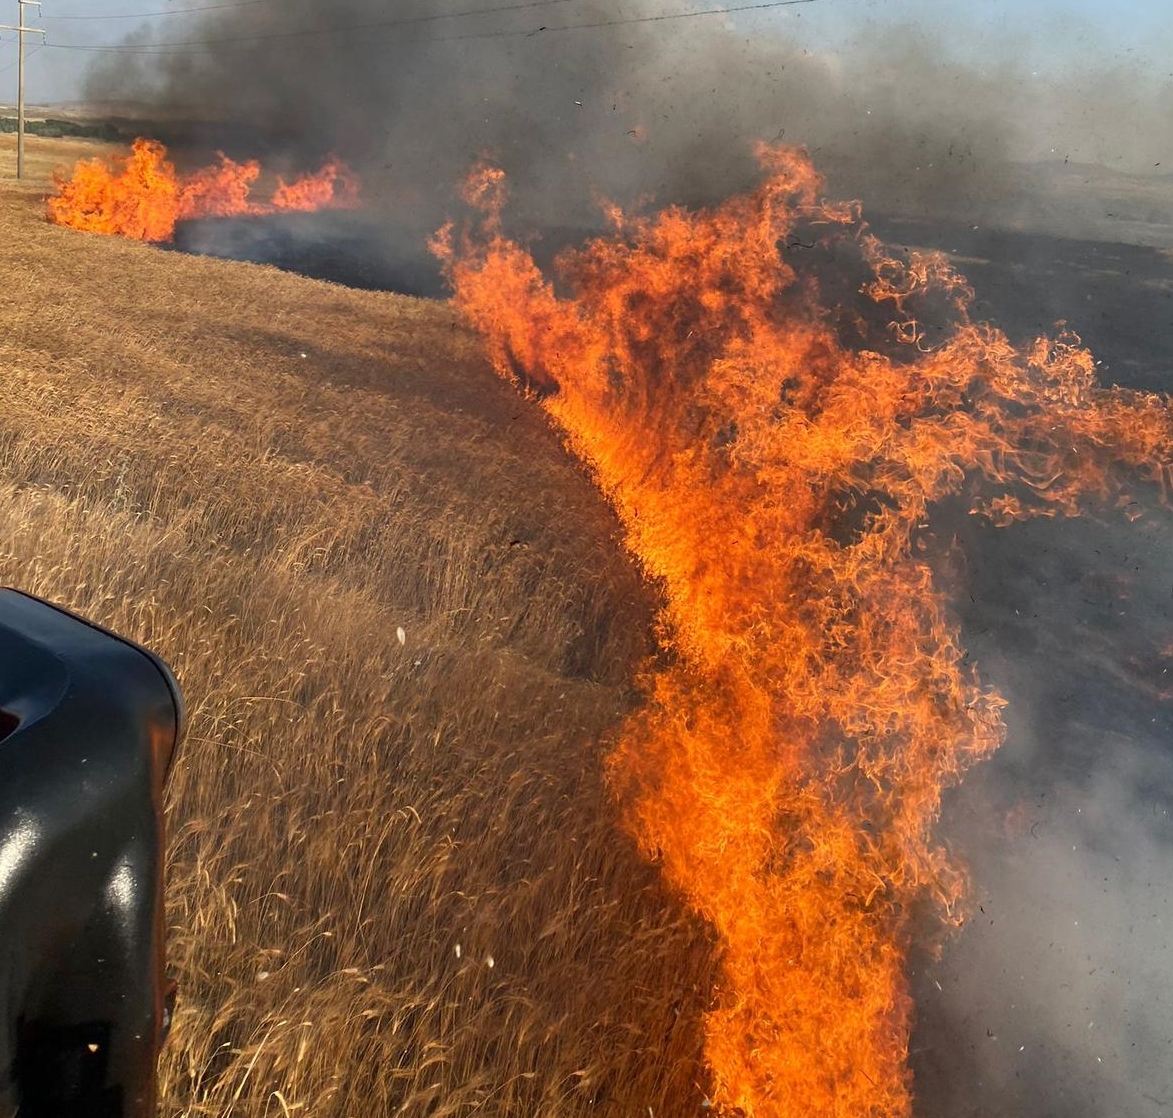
[163,176,1173,397]
[167,212,449,298]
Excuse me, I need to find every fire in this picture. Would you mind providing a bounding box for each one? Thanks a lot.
[271,158,361,212]
[46,137,361,243]
[436,146,1173,1116]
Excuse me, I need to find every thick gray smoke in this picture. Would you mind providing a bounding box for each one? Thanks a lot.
[85,0,1172,238]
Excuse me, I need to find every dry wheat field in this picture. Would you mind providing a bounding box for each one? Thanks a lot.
[0,134,715,1117]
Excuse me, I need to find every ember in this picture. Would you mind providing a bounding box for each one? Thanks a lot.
[437,145,1173,1117]
[47,137,361,243]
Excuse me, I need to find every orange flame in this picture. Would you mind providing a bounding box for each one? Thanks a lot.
[271,158,361,212]
[436,145,1173,1116]
[46,137,361,243]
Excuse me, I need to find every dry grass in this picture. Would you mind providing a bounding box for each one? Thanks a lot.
[0,136,714,1116]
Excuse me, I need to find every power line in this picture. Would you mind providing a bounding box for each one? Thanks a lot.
[486,0,821,35]
[48,0,587,48]
[44,0,296,20]
[47,0,821,54]
[0,38,39,74]
[0,0,46,178]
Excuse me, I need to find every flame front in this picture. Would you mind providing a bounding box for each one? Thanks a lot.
[437,147,1173,1116]
[46,137,361,243]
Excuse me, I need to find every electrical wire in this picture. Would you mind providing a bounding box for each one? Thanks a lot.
[0,40,44,76]
[46,0,821,54]
[47,0,592,47]
[44,0,306,20]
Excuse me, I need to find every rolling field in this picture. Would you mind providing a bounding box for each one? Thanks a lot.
[0,135,714,1116]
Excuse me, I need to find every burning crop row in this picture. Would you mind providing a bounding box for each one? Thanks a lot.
[436,146,1173,1117]
[41,133,1172,1114]
[47,138,360,244]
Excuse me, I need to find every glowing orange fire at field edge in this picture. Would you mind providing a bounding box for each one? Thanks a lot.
[47,137,360,243]
[435,146,1173,1116]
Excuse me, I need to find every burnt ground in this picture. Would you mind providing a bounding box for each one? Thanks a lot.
[167,212,599,299]
[882,223,1173,1116]
[911,506,1173,1118]
[171,210,1173,394]
[869,216,1173,394]
[169,212,450,299]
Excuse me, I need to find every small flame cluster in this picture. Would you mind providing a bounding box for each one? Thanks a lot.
[46,137,360,243]
[436,146,1173,1116]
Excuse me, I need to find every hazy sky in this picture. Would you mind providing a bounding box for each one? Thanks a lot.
[2,0,1169,105]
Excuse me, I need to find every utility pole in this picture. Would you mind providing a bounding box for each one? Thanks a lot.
[1,0,45,180]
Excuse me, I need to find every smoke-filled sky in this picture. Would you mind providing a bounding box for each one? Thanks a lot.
[9,0,1173,109]
[7,0,1172,183]
[15,0,1164,243]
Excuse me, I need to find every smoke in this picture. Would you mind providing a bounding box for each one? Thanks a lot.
[84,0,1172,239]
[910,510,1173,1117]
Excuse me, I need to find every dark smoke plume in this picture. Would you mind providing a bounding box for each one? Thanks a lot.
[86,0,1172,240]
